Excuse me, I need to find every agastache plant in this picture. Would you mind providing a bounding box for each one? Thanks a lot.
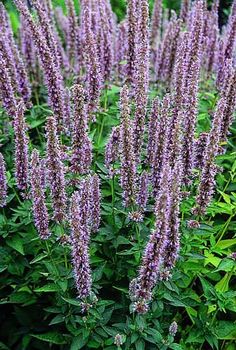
[70,183,92,299]
[14,0,67,129]
[0,152,7,207]
[133,0,150,161]
[70,85,92,177]
[130,159,172,313]
[13,102,29,195]
[120,85,137,207]
[0,3,31,105]
[46,116,67,223]
[30,150,51,240]
[105,126,120,177]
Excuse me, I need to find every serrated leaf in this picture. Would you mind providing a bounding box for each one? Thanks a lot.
[34,284,60,293]
[31,332,67,345]
[6,235,24,255]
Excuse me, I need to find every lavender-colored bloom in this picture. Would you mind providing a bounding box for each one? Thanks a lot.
[150,0,162,48]
[97,0,114,84]
[220,67,236,140]
[14,0,66,129]
[155,14,182,82]
[187,220,200,229]
[128,211,144,222]
[120,85,137,207]
[82,2,102,116]
[31,0,61,69]
[90,174,101,232]
[65,0,79,68]
[193,132,208,169]
[205,2,219,73]
[133,0,150,161]
[19,15,37,76]
[0,152,7,207]
[105,126,120,177]
[0,51,18,118]
[146,98,160,166]
[136,171,149,211]
[182,0,204,181]
[223,0,236,61]
[114,334,124,347]
[70,85,92,176]
[46,116,67,222]
[194,97,227,215]
[127,0,139,85]
[0,3,31,104]
[180,0,190,23]
[129,160,171,310]
[30,150,50,240]
[151,95,171,195]
[115,21,128,81]
[163,156,182,275]
[14,102,29,194]
[70,189,92,299]
[169,321,178,337]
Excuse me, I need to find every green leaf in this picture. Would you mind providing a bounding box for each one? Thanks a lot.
[135,339,145,350]
[31,332,67,345]
[215,238,236,249]
[30,253,48,264]
[214,321,236,339]
[61,296,81,307]
[34,284,60,293]
[70,334,88,350]
[6,235,24,255]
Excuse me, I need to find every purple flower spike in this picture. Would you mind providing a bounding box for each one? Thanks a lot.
[133,0,150,161]
[14,102,29,194]
[136,171,149,211]
[46,116,67,222]
[105,126,120,177]
[120,85,137,207]
[146,98,160,166]
[0,152,7,207]
[70,85,92,176]
[30,150,51,240]
[130,160,171,311]
[194,97,227,215]
[70,185,92,299]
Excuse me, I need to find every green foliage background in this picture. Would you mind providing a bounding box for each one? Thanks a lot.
[0,1,235,350]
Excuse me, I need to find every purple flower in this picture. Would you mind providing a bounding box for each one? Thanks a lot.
[46,116,67,222]
[187,220,200,229]
[0,3,31,105]
[150,0,162,48]
[81,1,102,116]
[169,321,178,337]
[151,95,171,195]
[182,0,204,182]
[115,20,128,81]
[0,152,7,207]
[14,0,67,129]
[70,85,92,176]
[155,14,182,82]
[70,188,92,299]
[127,0,139,85]
[180,0,190,23]
[120,85,137,207]
[193,132,208,169]
[136,171,149,211]
[146,98,160,166]
[30,149,51,240]
[0,51,18,118]
[130,160,171,310]
[65,0,79,69]
[105,126,120,177]
[194,96,227,215]
[90,174,101,232]
[133,0,150,161]
[13,102,29,194]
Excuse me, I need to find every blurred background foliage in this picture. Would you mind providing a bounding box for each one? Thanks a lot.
[2,0,235,32]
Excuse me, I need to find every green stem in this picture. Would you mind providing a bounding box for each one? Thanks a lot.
[216,212,235,242]
[111,175,115,226]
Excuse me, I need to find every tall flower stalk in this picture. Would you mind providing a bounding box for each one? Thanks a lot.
[46,116,67,222]
[30,150,51,240]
